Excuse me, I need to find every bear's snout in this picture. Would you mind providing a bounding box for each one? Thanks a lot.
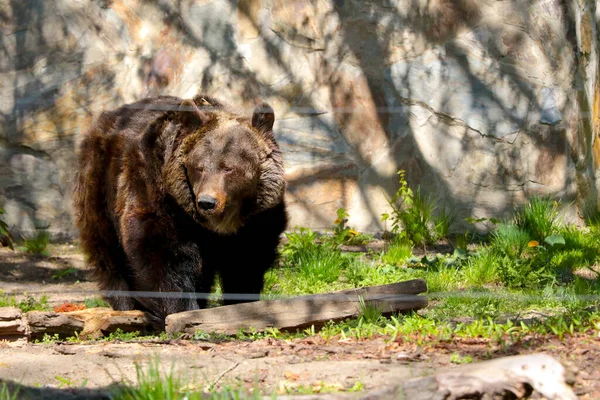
[197,195,218,211]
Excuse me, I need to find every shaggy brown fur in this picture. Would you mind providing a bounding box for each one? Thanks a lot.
[73,95,287,328]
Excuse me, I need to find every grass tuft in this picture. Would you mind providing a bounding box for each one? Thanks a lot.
[20,229,51,256]
[491,223,530,259]
[513,197,560,240]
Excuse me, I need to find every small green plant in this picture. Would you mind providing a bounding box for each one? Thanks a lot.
[461,249,500,287]
[118,358,190,399]
[84,297,110,308]
[294,246,347,285]
[39,333,61,344]
[382,170,452,246]
[357,296,383,324]
[20,229,50,256]
[450,352,473,364]
[192,330,232,342]
[514,197,560,240]
[281,227,319,262]
[116,358,259,399]
[52,267,78,280]
[279,227,349,292]
[329,208,373,246]
[0,292,49,312]
[348,381,365,393]
[491,223,530,259]
[434,205,457,240]
[102,329,142,342]
[55,375,77,389]
[381,239,412,266]
[0,207,14,250]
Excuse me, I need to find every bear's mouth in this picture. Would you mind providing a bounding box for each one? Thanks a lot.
[200,209,243,235]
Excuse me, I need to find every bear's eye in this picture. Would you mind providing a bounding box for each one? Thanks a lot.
[197,166,205,174]
[223,167,234,174]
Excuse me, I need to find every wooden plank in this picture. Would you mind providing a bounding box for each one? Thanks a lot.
[166,279,427,335]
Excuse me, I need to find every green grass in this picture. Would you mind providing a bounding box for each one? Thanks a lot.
[0,292,50,312]
[513,197,560,241]
[357,296,383,324]
[380,240,412,266]
[461,250,500,287]
[114,358,263,400]
[490,223,530,259]
[257,195,600,344]
[382,170,453,246]
[450,352,473,364]
[84,297,111,308]
[0,383,19,400]
[19,230,51,256]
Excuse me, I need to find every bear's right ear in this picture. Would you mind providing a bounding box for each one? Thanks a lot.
[176,99,212,127]
[252,102,275,135]
[141,100,212,156]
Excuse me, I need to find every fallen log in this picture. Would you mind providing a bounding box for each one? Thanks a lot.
[166,279,427,335]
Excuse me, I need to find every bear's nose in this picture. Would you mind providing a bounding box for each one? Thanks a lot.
[197,195,217,211]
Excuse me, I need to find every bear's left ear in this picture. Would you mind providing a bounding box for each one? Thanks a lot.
[177,99,212,127]
[252,102,275,135]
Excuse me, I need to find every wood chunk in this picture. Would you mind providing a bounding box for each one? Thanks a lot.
[0,307,22,321]
[26,311,85,339]
[63,308,152,339]
[26,308,152,339]
[166,279,427,335]
[0,320,27,337]
[0,307,28,340]
[97,313,153,335]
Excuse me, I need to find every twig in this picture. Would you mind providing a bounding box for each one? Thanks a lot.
[206,360,241,391]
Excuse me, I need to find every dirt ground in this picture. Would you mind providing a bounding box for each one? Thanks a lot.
[1,245,599,398]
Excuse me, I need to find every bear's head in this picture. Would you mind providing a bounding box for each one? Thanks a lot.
[147,97,285,234]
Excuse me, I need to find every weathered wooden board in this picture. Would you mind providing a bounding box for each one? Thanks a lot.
[166,279,428,335]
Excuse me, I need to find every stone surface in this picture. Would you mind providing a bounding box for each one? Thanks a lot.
[1,0,599,236]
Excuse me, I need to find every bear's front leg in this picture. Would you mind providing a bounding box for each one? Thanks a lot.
[217,242,278,306]
[121,214,202,327]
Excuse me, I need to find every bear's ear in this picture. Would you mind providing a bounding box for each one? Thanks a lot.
[141,99,212,156]
[176,99,212,127]
[252,102,275,135]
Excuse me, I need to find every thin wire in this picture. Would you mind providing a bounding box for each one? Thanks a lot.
[5,289,600,302]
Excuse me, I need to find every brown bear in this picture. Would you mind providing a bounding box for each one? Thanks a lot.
[73,95,287,328]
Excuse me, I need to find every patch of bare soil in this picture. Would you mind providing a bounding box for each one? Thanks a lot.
[0,245,96,306]
[0,245,598,398]
[1,334,598,397]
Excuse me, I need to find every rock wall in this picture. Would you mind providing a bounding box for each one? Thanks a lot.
[1,0,599,237]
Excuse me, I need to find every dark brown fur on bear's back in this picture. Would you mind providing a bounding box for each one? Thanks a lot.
[73,96,287,329]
